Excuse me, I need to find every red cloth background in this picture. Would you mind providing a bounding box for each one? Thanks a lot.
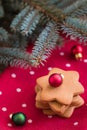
[0,39,87,130]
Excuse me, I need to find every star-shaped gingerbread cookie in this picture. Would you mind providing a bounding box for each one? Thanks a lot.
[35,68,84,118]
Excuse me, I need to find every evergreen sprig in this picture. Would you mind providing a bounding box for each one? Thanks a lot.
[61,17,87,43]
[30,22,59,66]
[0,47,31,68]
[56,0,76,9]
[10,6,31,31]
[11,5,43,36]
[0,28,27,49]
[24,0,66,22]
[70,4,87,18]
[64,0,87,16]
[0,27,9,41]
[20,9,41,36]
[0,0,87,69]
[27,15,50,42]
[46,0,61,6]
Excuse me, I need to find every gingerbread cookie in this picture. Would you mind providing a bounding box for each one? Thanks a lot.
[35,68,84,118]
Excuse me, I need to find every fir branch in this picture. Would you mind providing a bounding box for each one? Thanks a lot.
[20,9,42,36]
[0,27,9,41]
[0,32,27,50]
[70,4,87,18]
[8,33,27,50]
[46,0,61,6]
[1,0,87,69]
[30,21,59,66]
[0,27,27,50]
[27,15,50,42]
[24,0,66,23]
[56,0,77,9]
[64,0,87,16]
[11,5,42,36]
[0,47,31,68]
[10,6,31,31]
[61,17,87,43]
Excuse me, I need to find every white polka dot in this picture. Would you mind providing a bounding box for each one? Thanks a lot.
[29,71,35,75]
[59,52,65,56]
[65,63,71,67]
[48,67,52,71]
[11,73,16,78]
[48,115,53,118]
[2,107,7,112]
[84,59,87,63]
[28,119,33,124]
[16,88,21,93]
[7,123,12,127]
[73,122,78,126]
[0,91,2,95]
[9,114,13,119]
[22,103,27,108]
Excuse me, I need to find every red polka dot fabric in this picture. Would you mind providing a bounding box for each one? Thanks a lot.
[0,39,87,130]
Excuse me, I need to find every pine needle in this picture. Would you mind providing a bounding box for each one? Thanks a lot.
[30,21,59,66]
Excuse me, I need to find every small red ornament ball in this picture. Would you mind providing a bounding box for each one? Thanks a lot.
[71,45,83,55]
[71,45,83,60]
[49,73,63,87]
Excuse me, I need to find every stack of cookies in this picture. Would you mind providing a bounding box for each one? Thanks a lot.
[35,68,84,118]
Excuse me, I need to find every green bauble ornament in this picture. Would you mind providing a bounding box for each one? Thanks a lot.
[11,112,26,126]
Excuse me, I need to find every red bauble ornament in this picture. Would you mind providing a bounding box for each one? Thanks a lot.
[49,73,63,87]
[71,45,83,60]
[72,45,83,54]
